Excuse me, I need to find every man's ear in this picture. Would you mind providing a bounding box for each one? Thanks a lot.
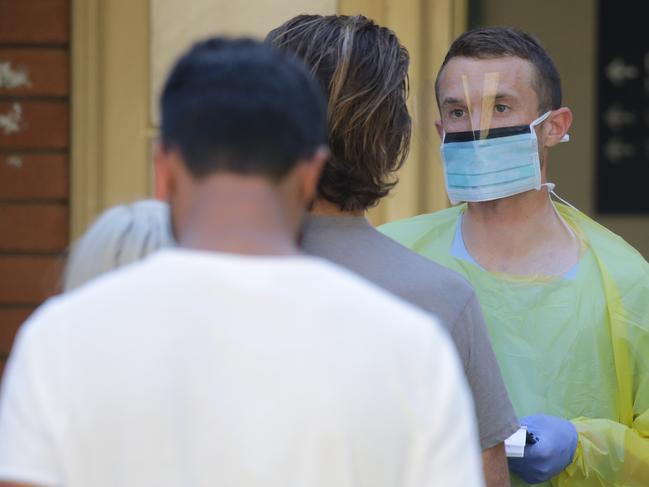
[153,141,175,201]
[542,108,573,148]
[435,119,444,140]
[299,146,328,203]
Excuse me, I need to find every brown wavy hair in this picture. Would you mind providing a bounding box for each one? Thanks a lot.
[266,15,411,211]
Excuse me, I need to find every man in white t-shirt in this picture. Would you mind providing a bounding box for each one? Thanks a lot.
[0,38,483,487]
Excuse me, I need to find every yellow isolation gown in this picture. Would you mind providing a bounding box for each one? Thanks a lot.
[380,203,649,486]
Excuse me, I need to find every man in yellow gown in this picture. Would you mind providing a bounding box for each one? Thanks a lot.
[381,26,649,486]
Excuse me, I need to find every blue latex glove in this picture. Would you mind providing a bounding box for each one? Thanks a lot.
[508,414,578,484]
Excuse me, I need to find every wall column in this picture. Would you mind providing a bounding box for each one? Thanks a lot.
[71,0,151,240]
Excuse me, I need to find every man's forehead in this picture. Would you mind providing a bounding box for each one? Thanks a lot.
[438,55,535,99]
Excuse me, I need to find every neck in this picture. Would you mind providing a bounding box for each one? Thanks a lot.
[310,199,364,217]
[463,187,579,275]
[177,175,300,256]
[465,187,553,231]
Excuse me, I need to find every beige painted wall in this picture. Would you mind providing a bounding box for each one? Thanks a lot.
[71,0,151,239]
[150,0,337,124]
[479,0,649,257]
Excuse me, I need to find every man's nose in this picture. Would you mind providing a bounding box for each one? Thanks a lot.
[470,110,485,132]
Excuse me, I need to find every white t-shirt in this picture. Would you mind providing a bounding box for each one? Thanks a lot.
[0,249,482,487]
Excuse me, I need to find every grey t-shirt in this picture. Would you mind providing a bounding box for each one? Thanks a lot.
[301,215,518,450]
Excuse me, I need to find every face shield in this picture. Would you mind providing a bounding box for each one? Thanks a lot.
[431,67,568,204]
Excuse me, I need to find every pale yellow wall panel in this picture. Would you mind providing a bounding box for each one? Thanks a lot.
[71,0,151,238]
[151,0,336,124]
[420,0,459,212]
[381,0,423,222]
[101,0,151,208]
[71,0,101,238]
[338,0,384,21]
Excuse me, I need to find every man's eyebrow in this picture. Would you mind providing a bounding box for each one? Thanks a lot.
[493,92,518,101]
[441,93,518,106]
[441,97,465,106]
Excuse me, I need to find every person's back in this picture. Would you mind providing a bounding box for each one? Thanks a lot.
[0,38,483,487]
[63,199,174,291]
[1,248,475,487]
[302,216,516,453]
[303,215,483,327]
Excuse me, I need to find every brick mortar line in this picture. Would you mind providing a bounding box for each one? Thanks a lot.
[0,252,67,257]
[0,44,69,50]
[0,149,69,155]
[0,96,70,102]
[0,200,69,206]
[0,148,68,154]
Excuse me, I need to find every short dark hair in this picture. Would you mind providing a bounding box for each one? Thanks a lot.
[267,15,411,211]
[436,26,561,113]
[160,37,327,180]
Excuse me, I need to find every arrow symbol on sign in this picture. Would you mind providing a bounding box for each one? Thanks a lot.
[606,58,639,86]
[605,137,636,164]
[604,105,636,131]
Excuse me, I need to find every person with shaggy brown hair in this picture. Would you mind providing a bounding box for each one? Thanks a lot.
[267,15,517,487]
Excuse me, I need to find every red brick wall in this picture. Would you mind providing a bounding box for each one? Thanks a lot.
[0,0,70,378]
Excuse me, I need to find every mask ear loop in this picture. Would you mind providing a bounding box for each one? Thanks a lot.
[535,111,578,243]
[531,110,552,127]
[543,183,577,211]
[532,110,571,142]
[542,182,579,242]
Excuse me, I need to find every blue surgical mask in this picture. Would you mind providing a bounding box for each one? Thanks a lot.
[441,111,569,204]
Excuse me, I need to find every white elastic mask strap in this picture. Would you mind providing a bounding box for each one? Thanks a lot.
[531,111,552,127]
[542,182,577,209]
[531,111,570,143]
[542,182,579,240]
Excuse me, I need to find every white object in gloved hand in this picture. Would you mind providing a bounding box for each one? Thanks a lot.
[508,414,578,484]
[505,427,528,458]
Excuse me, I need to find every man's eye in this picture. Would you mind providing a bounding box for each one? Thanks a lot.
[450,109,464,118]
[494,104,508,113]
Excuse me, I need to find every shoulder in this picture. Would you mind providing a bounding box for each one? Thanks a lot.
[379,228,475,288]
[561,205,649,280]
[303,255,449,333]
[378,206,464,247]
[10,297,67,354]
[22,255,165,342]
[381,241,476,309]
[290,256,463,375]
[302,223,476,332]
